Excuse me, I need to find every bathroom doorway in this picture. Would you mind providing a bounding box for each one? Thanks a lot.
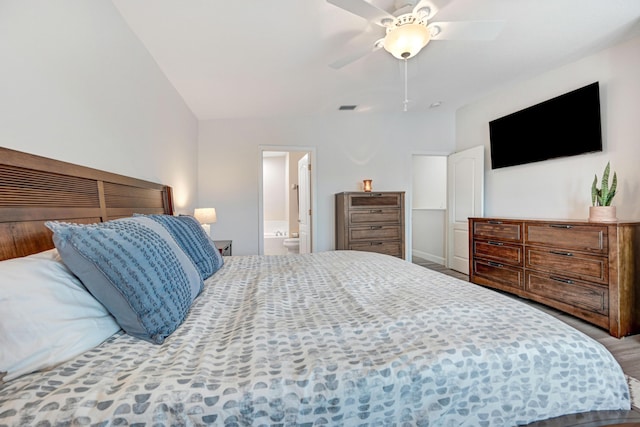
[259,146,315,255]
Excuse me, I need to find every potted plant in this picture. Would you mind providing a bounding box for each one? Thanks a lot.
[589,161,618,222]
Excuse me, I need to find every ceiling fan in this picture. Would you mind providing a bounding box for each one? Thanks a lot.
[327,0,504,69]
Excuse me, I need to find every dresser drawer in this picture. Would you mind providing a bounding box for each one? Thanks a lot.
[473,240,523,266]
[472,259,524,292]
[525,223,608,253]
[472,220,523,242]
[348,193,402,209]
[350,241,402,257]
[349,209,401,225]
[525,271,609,316]
[525,247,608,284]
[349,225,401,242]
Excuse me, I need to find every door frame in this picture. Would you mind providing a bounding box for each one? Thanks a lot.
[258,145,317,255]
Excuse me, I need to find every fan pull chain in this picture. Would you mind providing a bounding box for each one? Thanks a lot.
[403,58,409,112]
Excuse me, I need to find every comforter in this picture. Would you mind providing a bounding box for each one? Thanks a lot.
[0,251,630,426]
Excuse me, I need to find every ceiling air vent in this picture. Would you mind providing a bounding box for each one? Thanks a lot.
[339,105,357,111]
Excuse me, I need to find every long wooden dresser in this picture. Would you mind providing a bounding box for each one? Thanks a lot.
[335,191,405,259]
[469,217,640,338]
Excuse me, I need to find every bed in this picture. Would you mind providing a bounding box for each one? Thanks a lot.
[0,147,631,426]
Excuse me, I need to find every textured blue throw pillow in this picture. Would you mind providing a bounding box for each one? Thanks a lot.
[45,217,203,344]
[135,214,224,280]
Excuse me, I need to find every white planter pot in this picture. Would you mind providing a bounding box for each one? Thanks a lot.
[588,206,617,222]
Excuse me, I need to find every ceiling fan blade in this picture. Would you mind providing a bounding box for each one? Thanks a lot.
[329,39,383,69]
[428,20,505,41]
[327,0,395,27]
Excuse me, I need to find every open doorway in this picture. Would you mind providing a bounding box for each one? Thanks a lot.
[411,154,447,265]
[259,146,315,255]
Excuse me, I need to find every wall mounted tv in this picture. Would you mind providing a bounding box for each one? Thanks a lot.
[489,82,602,169]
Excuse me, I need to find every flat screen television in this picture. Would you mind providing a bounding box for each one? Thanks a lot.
[489,82,602,169]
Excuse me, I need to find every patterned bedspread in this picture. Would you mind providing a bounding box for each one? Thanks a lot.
[0,251,630,426]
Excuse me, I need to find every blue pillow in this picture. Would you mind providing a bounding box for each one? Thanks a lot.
[45,217,203,344]
[135,214,224,280]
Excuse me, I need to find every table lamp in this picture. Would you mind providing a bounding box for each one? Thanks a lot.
[194,207,217,237]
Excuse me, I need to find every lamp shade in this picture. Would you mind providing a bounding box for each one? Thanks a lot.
[194,208,217,224]
[384,23,431,59]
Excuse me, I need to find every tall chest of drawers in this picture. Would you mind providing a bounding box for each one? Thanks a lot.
[335,192,405,259]
[469,217,640,337]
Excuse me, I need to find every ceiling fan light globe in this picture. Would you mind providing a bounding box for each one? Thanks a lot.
[383,23,430,59]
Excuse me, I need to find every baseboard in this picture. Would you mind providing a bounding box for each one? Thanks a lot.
[412,250,445,265]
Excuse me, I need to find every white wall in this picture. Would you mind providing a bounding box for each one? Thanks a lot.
[411,210,446,264]
[263,155,288,221]
[198,110,456,255]
[0,1,199,214]
[412,156,447,209]
[456,34,640,221]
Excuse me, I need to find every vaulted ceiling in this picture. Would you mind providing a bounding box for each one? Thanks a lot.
[112,0,640,120]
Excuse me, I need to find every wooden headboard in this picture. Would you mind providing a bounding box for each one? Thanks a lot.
[0,147,174,261]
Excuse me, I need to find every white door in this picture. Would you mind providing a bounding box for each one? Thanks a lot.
[447,145,484,274]
[298,154,311,253]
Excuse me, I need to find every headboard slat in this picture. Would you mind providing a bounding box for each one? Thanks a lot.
[103,182,166,209]
[0,165,100,207]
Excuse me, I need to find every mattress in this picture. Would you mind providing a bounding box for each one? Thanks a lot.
[0,251,630,426]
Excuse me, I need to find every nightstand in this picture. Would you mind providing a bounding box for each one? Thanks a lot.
[213,240,232,256]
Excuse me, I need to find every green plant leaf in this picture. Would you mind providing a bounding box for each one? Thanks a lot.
[600,162,610,205]
[604,172,617,206]
[592,162,617,206]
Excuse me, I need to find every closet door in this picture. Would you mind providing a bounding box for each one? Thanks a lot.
[447,145,484,274]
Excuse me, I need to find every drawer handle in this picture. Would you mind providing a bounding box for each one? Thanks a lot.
[550,250,573,257]
[487,261,504,268]
[370,226,383,230]
[370,193,383,197]
[488,241,504,246]
[550,276,575,285]
[370,209,383,213]
[488,220,503,224]
[371,242,383,246]
[550,224,573,229]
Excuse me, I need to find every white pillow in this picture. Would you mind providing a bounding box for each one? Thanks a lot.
[0,249,121,383]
